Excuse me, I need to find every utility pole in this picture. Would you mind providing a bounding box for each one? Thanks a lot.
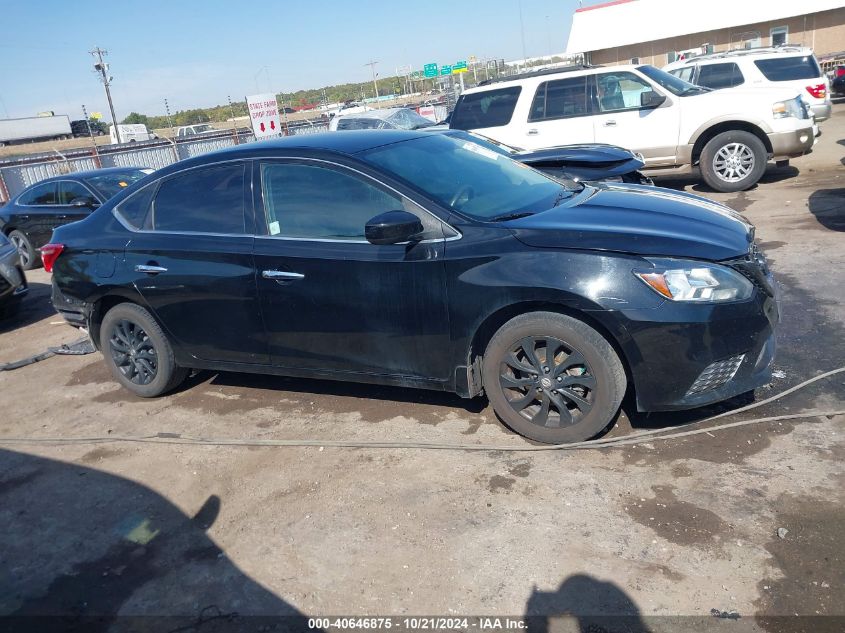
[364,61,379,100]
[164,98,174,135]
[518,0,528,70]
[90,47,120,144]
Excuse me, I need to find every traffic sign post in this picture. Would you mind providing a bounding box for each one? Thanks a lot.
[440,65,452,75]
[423,63,438,78]
[246,93,282,140]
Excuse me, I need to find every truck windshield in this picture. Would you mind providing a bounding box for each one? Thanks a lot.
[360,133,570,221]
[637,65,709,95]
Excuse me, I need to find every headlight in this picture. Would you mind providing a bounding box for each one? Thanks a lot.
[635,261,753,302]
[772,96,805,119]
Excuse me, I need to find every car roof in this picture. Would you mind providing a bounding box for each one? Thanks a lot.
[202,130,429,158]
[25,166,150,185]
[664,46,815,69]
[464,64,643,93]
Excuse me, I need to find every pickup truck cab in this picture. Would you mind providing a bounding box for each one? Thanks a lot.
[450,64,815,192]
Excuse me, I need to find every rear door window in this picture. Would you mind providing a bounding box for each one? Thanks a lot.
[18,182,57,206]
[151,163,246,234]
[58,181,95,205]
[529,76,591,121]
[450,87,522,129]
[697,63,745,89]
[754,56,822,81]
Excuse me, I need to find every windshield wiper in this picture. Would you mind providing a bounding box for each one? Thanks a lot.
[489,211,536,222]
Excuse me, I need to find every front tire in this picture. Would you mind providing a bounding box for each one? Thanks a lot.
[8,230,38,270]
[700,130,767,192]
[482,312,626,444]
[100,303,187,397]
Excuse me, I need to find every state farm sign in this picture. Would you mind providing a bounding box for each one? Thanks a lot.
[246,93,282,140]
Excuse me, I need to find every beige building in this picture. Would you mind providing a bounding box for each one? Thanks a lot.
[565,0,845,68]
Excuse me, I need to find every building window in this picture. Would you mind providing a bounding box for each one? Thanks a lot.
[771,26,788,47]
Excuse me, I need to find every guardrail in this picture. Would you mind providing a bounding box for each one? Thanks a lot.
[0,120,330,203]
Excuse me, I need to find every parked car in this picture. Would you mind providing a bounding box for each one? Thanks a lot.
[70,119,106,137]
[832,73,845,97]
[447,130,652,185]
[0,231,27,317]
[664,46,832,122]
[329,107,438,131]
[0,167,152,269]
[48,131,778,444]
[175,123,224,138]
[450,63,815,192]
[110,124,156,144]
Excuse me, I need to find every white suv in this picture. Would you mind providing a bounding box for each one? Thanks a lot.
[664,47,832,122]
[450,64,815,192]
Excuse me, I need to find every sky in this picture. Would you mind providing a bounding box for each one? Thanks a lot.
[0,0,593,121]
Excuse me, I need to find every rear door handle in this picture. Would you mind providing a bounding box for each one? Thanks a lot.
[135,264,168,274]
[262,270,304,281]
[527,129,539,135]
[603,120,617,127]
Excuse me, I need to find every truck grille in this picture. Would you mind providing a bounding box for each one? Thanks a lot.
[686,354,746,396]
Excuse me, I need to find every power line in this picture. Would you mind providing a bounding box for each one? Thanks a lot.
[89,46,121,143]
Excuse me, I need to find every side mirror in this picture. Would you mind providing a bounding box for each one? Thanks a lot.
[365,210,424,245]
[70,196,99,209]
[640,90,666,108]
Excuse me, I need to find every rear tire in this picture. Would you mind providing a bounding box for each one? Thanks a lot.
[100,303,187,397]
[8,230,38,270]
[700,130,767,192]
[482,312,626,444]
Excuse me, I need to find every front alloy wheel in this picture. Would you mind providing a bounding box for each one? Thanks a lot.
[712,143,755,183]
[499,336,596,428]
[482,312,626,444]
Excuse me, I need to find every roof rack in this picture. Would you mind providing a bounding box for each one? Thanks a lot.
[679,45,810,63]
[478,64,594,86]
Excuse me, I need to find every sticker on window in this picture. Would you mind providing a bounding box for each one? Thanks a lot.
[462,141,499,161]
[118,181,128,187]
[269,220,280,235]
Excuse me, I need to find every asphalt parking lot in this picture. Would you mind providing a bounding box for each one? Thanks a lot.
[1,107,843,632]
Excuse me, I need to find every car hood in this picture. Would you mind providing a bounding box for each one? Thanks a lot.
[517,143,638,165]
[506,183,753,260]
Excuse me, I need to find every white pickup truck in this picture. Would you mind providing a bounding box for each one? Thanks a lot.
[450,63,815,192]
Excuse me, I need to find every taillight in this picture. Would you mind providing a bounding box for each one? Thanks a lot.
[806,83,826,99]
[40,243,65,272]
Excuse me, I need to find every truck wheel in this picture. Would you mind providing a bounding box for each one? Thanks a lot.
[8,230,38,270]
[700,130,767,192]
[101,303,188,397]
[482,312,626,444]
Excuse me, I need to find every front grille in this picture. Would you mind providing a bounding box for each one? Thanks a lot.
[686,354,746,396]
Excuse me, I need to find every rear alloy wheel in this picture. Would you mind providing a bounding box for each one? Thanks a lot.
[8,230,38,270]
[101,303,188,397]
[482,312,626,444]
[700,130,767,193]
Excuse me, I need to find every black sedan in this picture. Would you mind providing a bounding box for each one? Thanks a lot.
[48,131,778,444]
[0,167,151,269]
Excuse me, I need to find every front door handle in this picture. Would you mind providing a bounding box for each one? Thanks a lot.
[603,120,617,127]
[527,129,539,135]
[262,270,305,281]
[135,264,168,275]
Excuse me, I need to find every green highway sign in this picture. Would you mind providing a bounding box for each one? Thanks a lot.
[452,60,468,74]
[423,63,438,78]
[440,65,452,75]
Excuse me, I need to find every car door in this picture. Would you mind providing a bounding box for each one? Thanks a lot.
[519,75,597,150]
[12,181,60,247]
[591,70,681,167]
[252,158,453,381]
[121,161,268,365]
[56,180,99,227]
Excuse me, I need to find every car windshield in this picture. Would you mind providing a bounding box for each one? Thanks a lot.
[389,109,437,130]
[194,124,213,132]
[83,170,148,198]
[637,64,709,95]
[360,133,571,221]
